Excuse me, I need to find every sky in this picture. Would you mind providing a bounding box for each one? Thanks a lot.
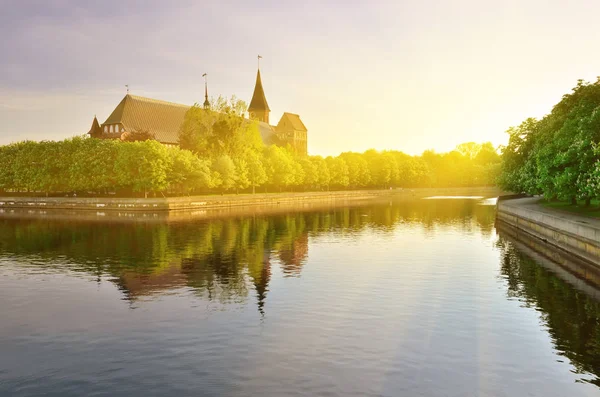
[2,0,600,156]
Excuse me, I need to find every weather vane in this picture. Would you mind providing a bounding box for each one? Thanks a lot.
[258,54,262,69]
[125,84,129,94]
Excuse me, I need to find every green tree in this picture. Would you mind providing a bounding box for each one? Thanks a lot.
[244,150,267,194]
[325,156,349,189]
[212,155,237,192]
[114,140,172,197]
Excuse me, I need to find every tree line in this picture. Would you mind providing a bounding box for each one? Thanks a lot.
[499,79,600,205]
[0,97,501,197]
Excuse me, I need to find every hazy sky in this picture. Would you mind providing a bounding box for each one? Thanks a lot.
[2,0,600,156]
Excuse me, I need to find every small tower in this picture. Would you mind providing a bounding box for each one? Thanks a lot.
[248,58,270,123]
[87,115,103,138]
[202,73,210,109]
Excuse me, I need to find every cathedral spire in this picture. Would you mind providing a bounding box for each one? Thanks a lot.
[202,73,210,109]
[248,56,270,123]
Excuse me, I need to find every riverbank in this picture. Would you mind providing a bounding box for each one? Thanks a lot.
[0,187,504,213]
[496,197,600,267]
[0,187,506,223]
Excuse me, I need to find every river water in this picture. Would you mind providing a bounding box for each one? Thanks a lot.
[1,197,600,396]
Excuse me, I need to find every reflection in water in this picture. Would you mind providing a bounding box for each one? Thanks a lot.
[0,199,495,313]
[2,197,600,396]
[496,227,600,386]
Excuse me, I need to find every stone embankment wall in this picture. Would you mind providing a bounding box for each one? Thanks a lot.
[496,197,600,267]
[0,187,505,213]
[0,190,391,212]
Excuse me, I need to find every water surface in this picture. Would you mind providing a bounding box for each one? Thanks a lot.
[1,198,600,396]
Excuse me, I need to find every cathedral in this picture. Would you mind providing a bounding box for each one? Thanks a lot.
[88,66,308,156]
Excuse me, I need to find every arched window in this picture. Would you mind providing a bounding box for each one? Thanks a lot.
[115,125,120,133]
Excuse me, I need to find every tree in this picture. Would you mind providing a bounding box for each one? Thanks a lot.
[244,150,267,194]
[310,156,330,190]
[167,148,212,194]
[325,156,349,189]
[263,145,297,191]
[114,140,172,197]
[340,152,370,188]
[120,129,155,142]
[212,155,237,192]
[499,78,600,204]
[179,96,263,158]
[299,157,319,190]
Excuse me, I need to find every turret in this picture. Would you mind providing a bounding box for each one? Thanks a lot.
[248,68,270,123]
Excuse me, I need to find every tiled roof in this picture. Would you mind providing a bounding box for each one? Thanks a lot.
[248,69,270,112]
[100,94,297,147]
[279,112,307,131]
[102,95,190,144]
[257,121,277,145]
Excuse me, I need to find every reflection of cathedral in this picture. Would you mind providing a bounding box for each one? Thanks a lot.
[278,234,309,277]
[251,251,272,316]
[115,233,309,315]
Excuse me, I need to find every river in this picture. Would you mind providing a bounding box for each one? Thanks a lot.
[1,196,600,396]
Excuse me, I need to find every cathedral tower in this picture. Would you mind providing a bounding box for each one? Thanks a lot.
[248,68,270,123]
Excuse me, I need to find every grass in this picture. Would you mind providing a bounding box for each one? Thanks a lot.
[541,199,600,219]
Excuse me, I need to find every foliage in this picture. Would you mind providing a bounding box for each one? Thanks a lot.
[498,79,600,204]
[0,137,212,197]
[179,96,262,158]
[120,129,155,142]
[0,95,502,197]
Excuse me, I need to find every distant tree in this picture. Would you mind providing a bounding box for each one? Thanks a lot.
[244,150,267,194]
[340,152,370,188]
[120,129,155,142]
[310,156,330,190]
[179,96,263,159]
[455,142,481,160]
[299,157,319,189]
[167,148,212,194]
[263,145,297,191]
[114,140,172,198]
[325,156,349,189]
[212,155,237,192]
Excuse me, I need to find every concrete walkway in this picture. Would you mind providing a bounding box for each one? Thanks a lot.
[497,197,600,266]
[500,197,600,231]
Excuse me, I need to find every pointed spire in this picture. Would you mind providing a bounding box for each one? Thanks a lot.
[87,115,102,137]
[249,68,270,112]
[202,73,210,109]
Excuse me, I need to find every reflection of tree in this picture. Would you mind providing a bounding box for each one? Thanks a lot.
[0,199,496,314]
[496,235,600,386]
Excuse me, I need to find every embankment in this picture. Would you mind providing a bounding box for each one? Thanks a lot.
[0,190,388,212]
[0,187,505,222]
[0,187,504,212]
[496,197,600,267]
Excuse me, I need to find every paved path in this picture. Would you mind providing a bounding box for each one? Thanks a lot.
[500,197,600,231]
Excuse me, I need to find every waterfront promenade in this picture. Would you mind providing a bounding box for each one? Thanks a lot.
[497,197,600,267]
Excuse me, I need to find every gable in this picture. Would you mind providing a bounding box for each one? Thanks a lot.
[277,112,307,131]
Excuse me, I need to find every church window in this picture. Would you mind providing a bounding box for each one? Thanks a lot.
[104,126,108,133]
